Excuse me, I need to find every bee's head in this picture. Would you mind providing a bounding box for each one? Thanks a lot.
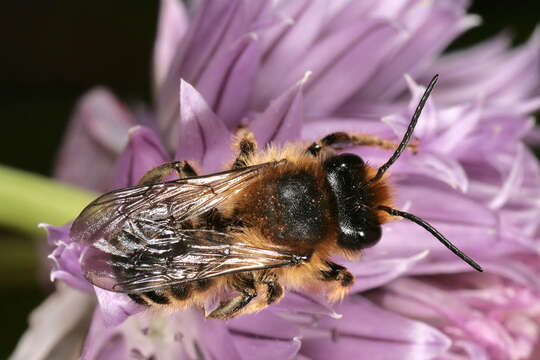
[321,75,483,272]
[323,153,388,251]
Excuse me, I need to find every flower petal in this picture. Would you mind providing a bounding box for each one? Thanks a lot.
[114,126,170,188]
[254,0,327,108]
[174,80,233,172]
[426,32,512,83]
[354,1,479,101]
[82,310,203,360]
[229,311,301,360]
[81,310,128,360]
[94,287,145,327]
[369,175,526,271]
[153,0,189,92]
[43,223,92,292]
[43,223,146,327]
[432,102,482,156]
[234,336,300,360]
[347,250,430,292]
[197,316,243,360]
[301,117,394,140]
[322,0,384,35]
[196,34,261,129]
[299,296,451,360]
[406,152,469,192]
[302,20,402,115]
[426,27,540,106]
[380,278,534,359]
[157,0,247,140]
[488,144,525,210]
[229,310,300,339]
[249,73,308,146]
[54,88,135,192]
[458,113,534,164]
[10,285,94,360]
[272,291,341,319]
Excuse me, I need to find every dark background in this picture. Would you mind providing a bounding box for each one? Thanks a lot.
[0,1,538,357]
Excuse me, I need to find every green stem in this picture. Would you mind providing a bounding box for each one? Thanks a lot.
[0,165,97,235]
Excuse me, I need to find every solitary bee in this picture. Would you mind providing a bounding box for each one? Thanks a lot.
[71,75,482,320]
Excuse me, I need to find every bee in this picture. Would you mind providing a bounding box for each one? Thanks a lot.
[71,75,482,320]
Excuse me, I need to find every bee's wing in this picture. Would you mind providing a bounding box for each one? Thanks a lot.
[70,161,301,293]
[82,228,301,293]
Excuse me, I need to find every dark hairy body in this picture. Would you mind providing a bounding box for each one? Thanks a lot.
[70,76,482,319]
[72,135,392,319]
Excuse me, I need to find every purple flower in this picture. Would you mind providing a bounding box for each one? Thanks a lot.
[13,1,540,359]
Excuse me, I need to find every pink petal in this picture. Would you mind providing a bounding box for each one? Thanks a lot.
[272,291,341,319]
[153,0,189,92]
[54,88,135,192]
[427,33,512,81]
[300,296,451,360]
[10,286,94,360]
[301,117,395,140]
[406,152,469,192]
[254,0,327,108]
[114,126,170,188]
[82,310,208,359]
[94,287,145,327]
[43,223,146,327]
[197,317,243,360]
[347,250,430,292]
[81,310,128,360]
[427,27,540,106]
[321,1,380,35]
[229,311,301,360]
[381,278,530,359]
[174,80,233,172]
[432,102,482,156]
[303,20,402,115]
[354,2,479,101]
[234,336,300,360]
[196,34,261,129]
[489,28,540,105]
[458,113,534,164]
[488,144,525,210]
[157,0,247,140]
[370,176,521,270]
[249,73,308,146]
[42,223,92,292]
[524,120,540,149]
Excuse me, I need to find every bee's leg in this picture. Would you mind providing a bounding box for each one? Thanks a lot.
[259,272,284,305]
[232,127,257,169]
[320,261,354,286]
[258,279,285,309]
[217,275,285,317]
[306,132,418,156]
[207,274,257,320]
[320,261,354,302]
[137,161,197,185]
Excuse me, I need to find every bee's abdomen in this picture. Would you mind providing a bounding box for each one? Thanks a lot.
[128,280,210,306]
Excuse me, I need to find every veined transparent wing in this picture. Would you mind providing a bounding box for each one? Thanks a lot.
[69,161,306,292]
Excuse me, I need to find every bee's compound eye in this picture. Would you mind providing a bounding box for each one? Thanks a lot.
[357,222,382,249]
[338,218,382,250]
[323,153,365,176]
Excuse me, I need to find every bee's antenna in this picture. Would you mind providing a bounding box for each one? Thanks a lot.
[369,74,439,184]
[378,205,483,272]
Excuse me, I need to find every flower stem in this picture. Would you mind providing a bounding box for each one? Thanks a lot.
[0,165,97,235]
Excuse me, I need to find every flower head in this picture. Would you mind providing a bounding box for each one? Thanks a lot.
[13,1,540,359]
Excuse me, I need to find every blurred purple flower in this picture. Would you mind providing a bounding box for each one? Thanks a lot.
[13,0,540,359]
